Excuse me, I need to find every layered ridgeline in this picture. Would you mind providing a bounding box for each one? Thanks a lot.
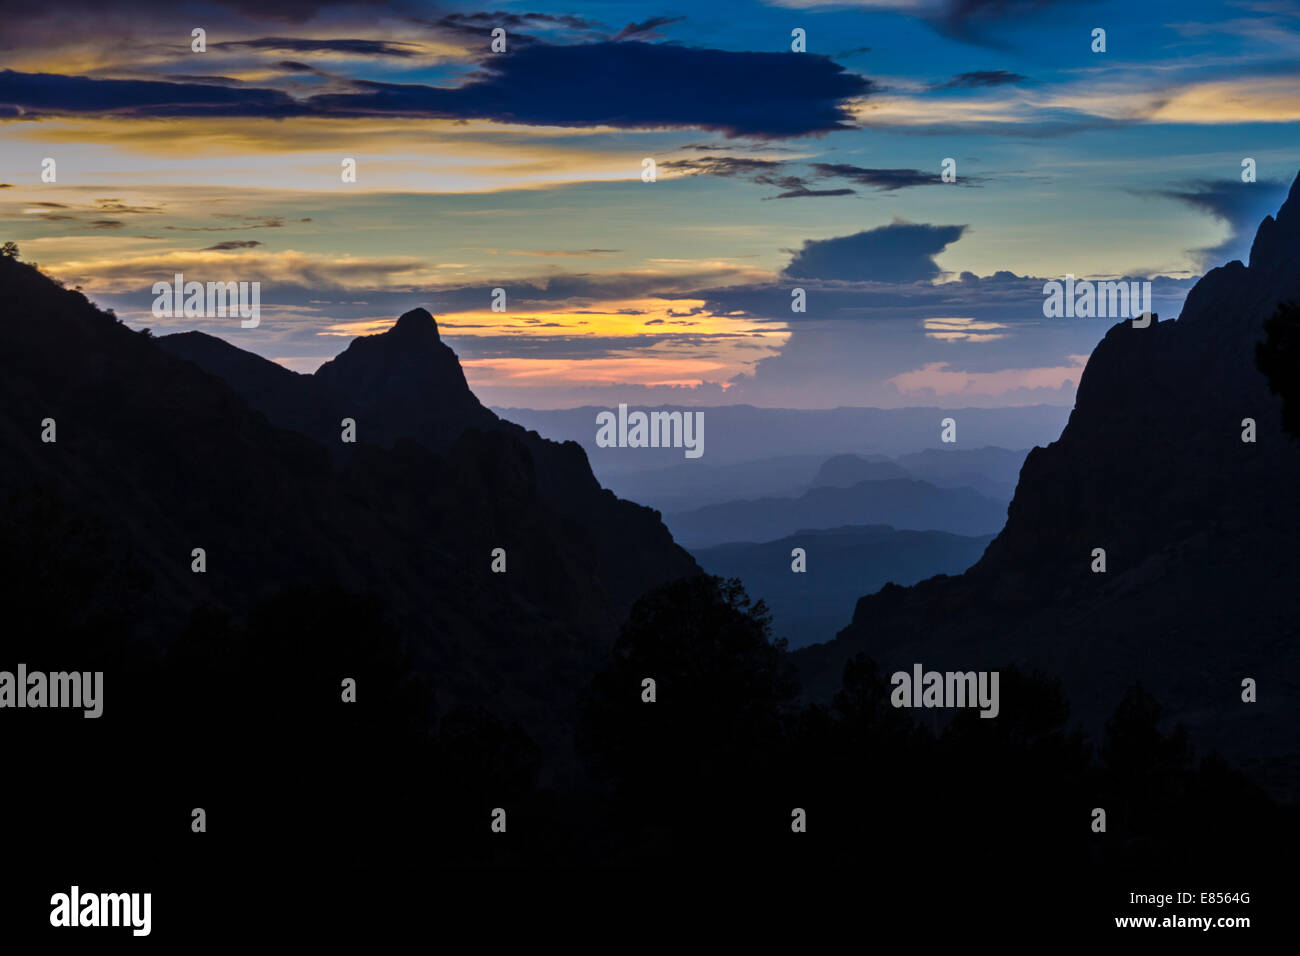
[667,478,1006,549]
[694,525,994,648]
[0,257,696,764]
[795,173,1300,790]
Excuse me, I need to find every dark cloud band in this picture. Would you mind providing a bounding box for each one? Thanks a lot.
[0,40,872,137]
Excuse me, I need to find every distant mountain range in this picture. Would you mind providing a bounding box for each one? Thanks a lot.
[693,525,994,649]
[667,476,1008,548]
[809,455,910,486]
[655,446,1019,651]
[796,173,1300,795]
[593,453,837,515]
[809,447,1025,502]
[498,403,1071,474]
[593,445,1024,535]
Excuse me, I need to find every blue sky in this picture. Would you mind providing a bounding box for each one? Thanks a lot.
[1,0,1297,406]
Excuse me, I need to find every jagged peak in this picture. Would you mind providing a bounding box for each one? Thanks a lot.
[315,307,449,379]
[1280,168,1300,222]
[1248,168,1300,272]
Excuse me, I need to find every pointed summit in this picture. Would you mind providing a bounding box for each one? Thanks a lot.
[313,306,496,451]
[389,307,441,341]
[1249,170,1300,274]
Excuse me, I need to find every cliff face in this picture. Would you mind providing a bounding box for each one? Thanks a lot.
[795,174,1300,788]
[978,173,1300,596]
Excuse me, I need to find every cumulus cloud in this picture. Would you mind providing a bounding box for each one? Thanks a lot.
[783,222,968,282]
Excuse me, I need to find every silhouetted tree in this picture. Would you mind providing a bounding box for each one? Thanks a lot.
[1100,683,1193,852]
[578,575,799,859]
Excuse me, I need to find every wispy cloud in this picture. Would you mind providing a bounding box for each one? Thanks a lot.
[201,239,265,251]
[212,37,425,58]
[929,70,1027,90]
[662,156,976,198]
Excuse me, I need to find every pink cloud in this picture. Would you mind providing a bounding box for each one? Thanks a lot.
[887,354,1091,398]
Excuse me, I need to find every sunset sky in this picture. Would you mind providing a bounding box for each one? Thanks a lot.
[2,0,1298,407]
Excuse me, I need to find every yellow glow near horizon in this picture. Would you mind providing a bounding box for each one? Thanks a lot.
[461,356,738,388]
[321,298,790,389]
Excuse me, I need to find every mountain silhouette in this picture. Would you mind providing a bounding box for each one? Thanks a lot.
[667,477,1007,548]
[795,171,1300,795]
[809,447,1024,502]
[160,308,697,611]
[312,307,501,448]
[0,260,696,767]
[599,452,839,514]
[809,455,910,487]
[692,524,993,648]
[892,446,1026,502]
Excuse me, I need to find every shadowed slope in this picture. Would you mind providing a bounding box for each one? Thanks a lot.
[159,308,697,611]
